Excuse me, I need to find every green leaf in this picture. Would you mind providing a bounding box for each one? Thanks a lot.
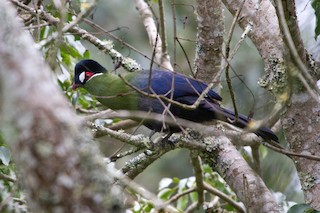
[78,97,89,109]
[66,43,83,59]
[177,195,188,211]
[259,145,268,159]
[61,50,71,66]
[172,177,180,183]
[203,164,213,173]
[67,13,74,22]
[142,203,154,212]
[0,131,4,146]
[83,50,90,58]
[312,0,320,38]
[189,192,198,203]
[158,188,175,200]
[288,203,319,213]
[74,34,81,41]
[0,147,11,166]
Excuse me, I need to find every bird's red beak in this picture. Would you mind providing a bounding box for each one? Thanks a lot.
[72,83,81,90]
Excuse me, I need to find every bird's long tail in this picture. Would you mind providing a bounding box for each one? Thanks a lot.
[210,104,278,142]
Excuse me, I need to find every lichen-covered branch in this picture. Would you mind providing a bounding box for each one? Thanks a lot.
[177,135,283,212]
[223,0,320,210]
[0,1,123,212]
[222,0,289,98]
[194,0,224,83]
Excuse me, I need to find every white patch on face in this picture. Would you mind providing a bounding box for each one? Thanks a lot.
[79,72,85,83]
[86,73,103,82]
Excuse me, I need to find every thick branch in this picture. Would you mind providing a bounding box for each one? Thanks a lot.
[194,0,224,83]
[199,136,282,212]
[222,0,290,100]
[0,1,123,212]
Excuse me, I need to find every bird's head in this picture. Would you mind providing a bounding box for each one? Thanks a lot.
[72,59,107,90]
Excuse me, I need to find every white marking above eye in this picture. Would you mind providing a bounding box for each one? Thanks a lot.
[86,73,103,82]
[79,72,85,83]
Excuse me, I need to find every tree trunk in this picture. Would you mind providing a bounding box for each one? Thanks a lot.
[282,92,320,209]
[0,1,123,212]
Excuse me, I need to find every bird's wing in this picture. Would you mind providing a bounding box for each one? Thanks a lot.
[131,70,222,102]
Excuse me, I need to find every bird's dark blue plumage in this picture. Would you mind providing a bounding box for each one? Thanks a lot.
[130,69,222,101]
[73,59,278,142]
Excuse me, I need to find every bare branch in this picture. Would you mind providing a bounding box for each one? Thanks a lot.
[0,172,16,183]
[164,187,197,205]
[223,0,246,122]
[203,182,245,213]
[134,0,173,71]
[190,152,204,208]
[109,166,179,213]
[62,0,98,32]
[275,0,320,102]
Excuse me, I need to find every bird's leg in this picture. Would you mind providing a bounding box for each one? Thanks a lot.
[158,132,176,149]
[148,130,157,140]
[147,130,164,150]
[161,132,174,144]
[148,132,175,151]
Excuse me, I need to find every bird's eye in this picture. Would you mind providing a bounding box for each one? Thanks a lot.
[79,71,95,83]
[79,72,85,83]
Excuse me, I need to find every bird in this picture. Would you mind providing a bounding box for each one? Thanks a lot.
[72,59,278,142]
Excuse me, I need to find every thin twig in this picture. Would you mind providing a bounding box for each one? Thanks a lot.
[171,0,177,70]
[190,151,204,208]
[224,0,246,123]
[203,182,245,213]
[176,38,194,75]
[158,0,169,64]
[108,166,179,212]
[11,0,141,71]
[118,73,216,111]
[62,0,97,32]
[164,187,197,205]
[81,17,163,68]
[275,0,320,102]
[0,172,16,182]
[134,0,173,71]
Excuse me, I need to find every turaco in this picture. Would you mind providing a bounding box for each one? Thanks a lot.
[72,59,278,142]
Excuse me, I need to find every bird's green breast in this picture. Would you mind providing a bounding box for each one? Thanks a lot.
[83,73,139,110]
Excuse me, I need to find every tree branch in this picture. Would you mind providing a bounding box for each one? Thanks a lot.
[134,0,173,71]
[194,0,224,83]
[0,1,123,211]
[10,0,141,72]
[200,136,282,212]
[203,182,245,213]
[190,151,204,208]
